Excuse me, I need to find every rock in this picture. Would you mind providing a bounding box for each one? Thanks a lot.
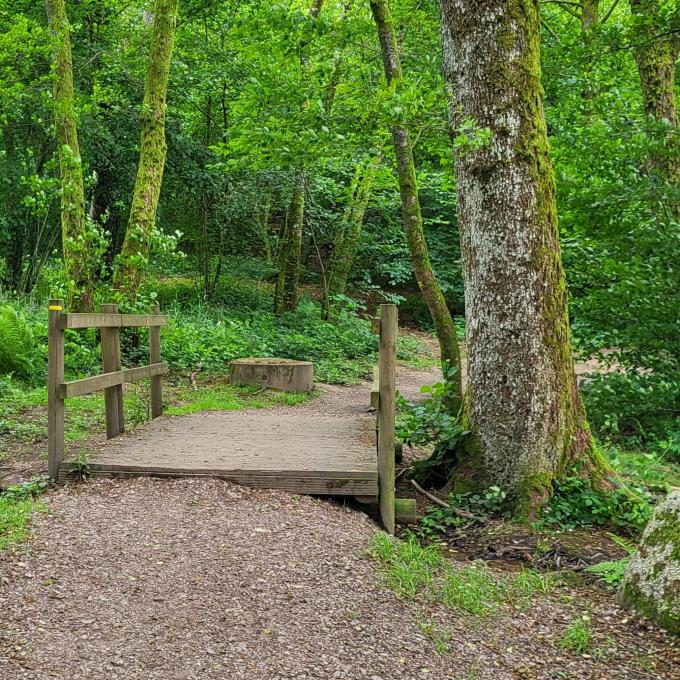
[618,490,679,634]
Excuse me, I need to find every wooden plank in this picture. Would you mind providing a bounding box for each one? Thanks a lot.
[378,303,397,534]
[149,304,162,419]
[370,364,380,409]
[59,363,168,398]
[370,316,380,335]
[58,463,378,495]
[124,362,168,382]
[100,304,121,439]
[60,371,124,398]
[47,298,65,481]
[61,313,167,329]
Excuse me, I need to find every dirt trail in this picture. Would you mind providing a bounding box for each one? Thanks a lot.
[0,369,677,679]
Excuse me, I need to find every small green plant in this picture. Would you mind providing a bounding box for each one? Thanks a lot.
[585,559,629,587]
[440,562,503,616]
[416,615,452,655]
[369,532,443,598]
[70,453,92,480]
[512,569,555,597]
[560,615,591,654]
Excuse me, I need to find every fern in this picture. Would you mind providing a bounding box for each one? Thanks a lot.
[585,558,629,587]
[0,305,36,379]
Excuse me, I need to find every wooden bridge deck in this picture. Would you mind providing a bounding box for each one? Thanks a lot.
[60,411,378,496]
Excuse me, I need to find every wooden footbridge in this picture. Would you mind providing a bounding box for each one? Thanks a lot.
[47,300,412,532]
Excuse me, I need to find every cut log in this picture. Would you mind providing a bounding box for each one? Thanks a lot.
[395,497,417,525]
[229,358,313,392]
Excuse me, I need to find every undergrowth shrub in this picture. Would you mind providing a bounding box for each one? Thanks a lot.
[0,305,37,380]
[539,476,652,534]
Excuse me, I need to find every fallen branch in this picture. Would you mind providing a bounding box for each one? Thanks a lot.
[410,479,478,520]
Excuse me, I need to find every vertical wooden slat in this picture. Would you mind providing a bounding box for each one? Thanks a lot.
[100,303,121,439]
[149,304,162,419]
[47,298,65,480]
[378,303,397,533]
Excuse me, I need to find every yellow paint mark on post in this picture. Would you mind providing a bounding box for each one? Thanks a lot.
[48,305,63,311]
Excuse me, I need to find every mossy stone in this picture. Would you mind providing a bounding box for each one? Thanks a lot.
[618,491,680,634]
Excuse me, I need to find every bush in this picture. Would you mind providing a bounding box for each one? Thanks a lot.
[0,304,37,380]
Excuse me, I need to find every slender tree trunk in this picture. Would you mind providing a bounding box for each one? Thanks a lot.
[327,152,381,299]
[277,169,305,313]
[274,0,324,314]
[440,0,612,516]
[629,0,679,201]
[113,0,179,301]
[581,0,599,31]
[45,0,93,310]
[369,0,462,403]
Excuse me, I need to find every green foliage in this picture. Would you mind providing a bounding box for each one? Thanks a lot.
[440,562,503,616]
[540,477,652,534]
[418,486,508,538]
[585,559,630,588]
[0,304,36,379]
[559,616,591,655]
[1,475,51,500]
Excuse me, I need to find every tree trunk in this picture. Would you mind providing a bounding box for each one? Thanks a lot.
[274,0,324,315]
[45,0,93,311]
[369,0,462,402]
[113,0,179,301]
[629,0,679,200]
[275,169,305,314]
[440,0,612,516]
[328,152,381,299]
[581,0,599,31]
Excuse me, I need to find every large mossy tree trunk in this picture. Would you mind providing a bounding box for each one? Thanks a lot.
[629,0,679,203]
[274,0,324,315]
[113,0,179,301]
[440,0,612,516]
[369,0,462,404]
[45,0,93,311]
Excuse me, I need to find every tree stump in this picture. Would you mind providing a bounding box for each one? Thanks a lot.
[229,358,313,392]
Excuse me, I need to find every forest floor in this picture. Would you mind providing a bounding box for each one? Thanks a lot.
[1,359,679,679]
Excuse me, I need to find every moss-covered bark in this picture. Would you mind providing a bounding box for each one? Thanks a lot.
[369,0,462,402]
[619,490,680,634]
[113,0,178,301]
[440,0,613,516]
[45,0,93,311]
[275,168,305,314]
[581,0,599,31]
[274,0,324,314]
[328,153,381,298]
[629,0,679,202]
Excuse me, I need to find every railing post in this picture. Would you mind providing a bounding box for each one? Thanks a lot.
[48,298,65,480]
[101,303,124,438]
[378,303,397,534]
[149,304,162,418]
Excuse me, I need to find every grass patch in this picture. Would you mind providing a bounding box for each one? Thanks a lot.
[369,532,556,618]
[560,615,591,654]
[0,496,46,551]
[167,383,312,415]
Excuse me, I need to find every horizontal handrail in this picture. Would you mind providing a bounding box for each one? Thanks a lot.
[60,313,167,329]
[58,362,169,399]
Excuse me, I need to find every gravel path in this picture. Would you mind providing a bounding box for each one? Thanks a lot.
[1,369,678,679]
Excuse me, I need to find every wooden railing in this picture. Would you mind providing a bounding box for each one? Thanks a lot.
[371,303,415,533]
[47,299,168,481]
